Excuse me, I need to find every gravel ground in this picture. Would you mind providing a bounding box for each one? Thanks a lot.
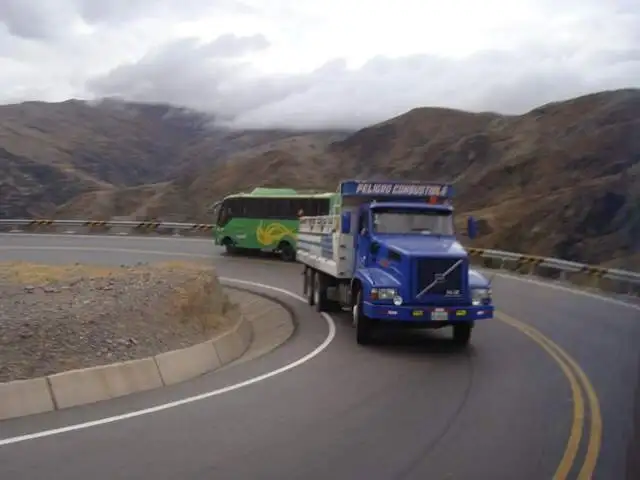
[0,261,237,382]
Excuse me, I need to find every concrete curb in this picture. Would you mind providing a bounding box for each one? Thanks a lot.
[0,289,277,421]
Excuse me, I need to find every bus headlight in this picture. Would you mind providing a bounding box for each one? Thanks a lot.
[371,288,398,300]
[471,288,492,306]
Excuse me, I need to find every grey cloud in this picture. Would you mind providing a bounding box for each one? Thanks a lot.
[4,0,638,130]
[203,34,270,58]
[86,35,283,115]
[74,0,156,24]
[0,0,77,40]
[75,0,256,25]
[0,0,255,41]
[86,33,640,130]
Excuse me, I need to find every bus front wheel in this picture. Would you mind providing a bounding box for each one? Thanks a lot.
[222,238,238,255]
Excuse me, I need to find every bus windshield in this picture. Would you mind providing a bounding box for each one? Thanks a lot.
[372,208,454,236]
[211,202,222,225]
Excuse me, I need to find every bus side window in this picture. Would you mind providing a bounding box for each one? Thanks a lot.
[302,198,315,216]
[278,198,294,219]
[290,198,303,218]
[317,198,331,216]
[263,198,279,219]
[243,198,256,218]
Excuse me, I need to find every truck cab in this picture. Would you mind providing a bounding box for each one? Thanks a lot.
[298,180,494,346]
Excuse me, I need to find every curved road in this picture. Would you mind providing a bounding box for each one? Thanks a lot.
[0,234,639,480]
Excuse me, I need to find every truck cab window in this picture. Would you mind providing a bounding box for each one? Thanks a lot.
[372,209,454,236]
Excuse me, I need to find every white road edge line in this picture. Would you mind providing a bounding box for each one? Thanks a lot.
[0,278,337,448]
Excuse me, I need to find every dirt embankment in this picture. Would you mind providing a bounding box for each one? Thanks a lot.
[0,261,237,382]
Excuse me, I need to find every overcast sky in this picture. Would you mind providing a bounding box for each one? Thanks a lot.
[0,0,638,129]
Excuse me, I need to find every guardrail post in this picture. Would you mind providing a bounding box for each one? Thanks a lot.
[528,262,535,276]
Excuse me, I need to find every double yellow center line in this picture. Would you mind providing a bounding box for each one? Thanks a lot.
[497,312,603,479]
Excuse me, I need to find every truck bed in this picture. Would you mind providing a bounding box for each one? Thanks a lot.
[296,215,353,279]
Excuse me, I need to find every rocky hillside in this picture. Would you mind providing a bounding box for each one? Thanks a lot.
[57,89,639,267]
[0,98,349,219]
[2,89,638,266]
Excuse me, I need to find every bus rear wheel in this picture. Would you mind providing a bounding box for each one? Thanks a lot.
[279,241,296,262]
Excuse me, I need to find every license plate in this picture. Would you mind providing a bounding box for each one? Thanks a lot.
[431,309,449,321]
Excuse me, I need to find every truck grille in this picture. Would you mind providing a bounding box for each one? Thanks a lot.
[415,257,465,298]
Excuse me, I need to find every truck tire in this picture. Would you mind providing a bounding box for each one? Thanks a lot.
[314,273,330,312]
[306,269,316,306]
[453,323,472,346]
[354,290,374,345]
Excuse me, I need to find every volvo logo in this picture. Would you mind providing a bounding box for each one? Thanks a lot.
[417,259,463,297]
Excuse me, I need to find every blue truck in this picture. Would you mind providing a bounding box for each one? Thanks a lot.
[296,180,494,346]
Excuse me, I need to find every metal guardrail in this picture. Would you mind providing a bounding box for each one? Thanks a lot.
[1,218,638,296]
[0,218,214,230]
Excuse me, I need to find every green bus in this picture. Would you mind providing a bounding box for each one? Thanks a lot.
[212,187,338,261]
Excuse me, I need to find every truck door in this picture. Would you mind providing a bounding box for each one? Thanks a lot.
[355,207,371,269]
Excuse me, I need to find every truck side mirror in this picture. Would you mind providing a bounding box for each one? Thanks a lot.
[341,212,351,234]
[467,216,478,240]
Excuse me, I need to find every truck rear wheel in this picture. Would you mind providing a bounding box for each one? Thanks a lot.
[453,323,472,346]
[314,273,330,312]
[306,269,316,306]
[354,290,374,345]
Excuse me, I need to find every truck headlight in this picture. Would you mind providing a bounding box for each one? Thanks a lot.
[471,288,492,306]
[371,288,398,300]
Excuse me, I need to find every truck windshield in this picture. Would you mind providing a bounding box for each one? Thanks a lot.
[372,208,454,236]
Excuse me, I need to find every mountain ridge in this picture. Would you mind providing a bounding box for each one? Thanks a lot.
[1,89,638,267]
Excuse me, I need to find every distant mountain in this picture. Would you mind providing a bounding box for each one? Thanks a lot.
[0,97,350,219]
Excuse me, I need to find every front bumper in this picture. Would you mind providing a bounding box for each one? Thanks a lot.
[362,302,493,323]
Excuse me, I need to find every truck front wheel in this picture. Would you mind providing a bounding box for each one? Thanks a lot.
[354,290,374,345]
[453,323,472,346]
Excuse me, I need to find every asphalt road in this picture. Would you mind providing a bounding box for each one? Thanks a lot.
[0,234,639,480]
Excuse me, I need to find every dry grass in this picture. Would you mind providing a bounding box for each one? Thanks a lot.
[168,269,238,334]
[0,260,238,333]
[0,261,122,284]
